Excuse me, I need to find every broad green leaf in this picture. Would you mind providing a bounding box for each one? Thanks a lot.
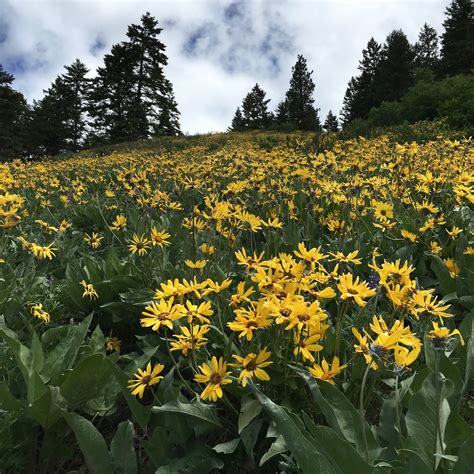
[0,382,22,414]
[27,385,65,429]
[429,255,457,296]
[295,367,380,463]
[405,373,450,471]
[238,395,262,433]
[259,435,286,466]
[111,421,137,474]
[453,434,474,474]
[0,326,32,382]
[61,410,113,474]
[212,438,240,454]
[240,417,263,464]
[152,399,222,427]
[254,389,336,473]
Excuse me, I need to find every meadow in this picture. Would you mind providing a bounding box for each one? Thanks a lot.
[0,131,472,472]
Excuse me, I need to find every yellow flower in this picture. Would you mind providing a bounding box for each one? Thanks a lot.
[30,303,50,323]
[128,362,164,399]
[170,325,210,355]
[110,214,127,231]
[372,201,394,221]
[443,258,460,279]
[293,332,324,362]
[128,233,151,256]
[194,356,232,401]
[294,242,328,265]
[447,226,462,239]
[184,259,208,269]
[84,232,103,249]
[337,273,376,307]
[329,250,362,265]
[203,278,232,295]
[411,290,452,319]
[308,356,346,385]
[30,242,57,260]
[150,227,171,248]
[140,298,183,332]
[430,241,443,255]
[228,301,273,340]
[234,248,265,272]
[80,280,98,299]
[200,243,215,255]
[394,345,421,369]
[463,246,474,255]
[230,282,254,307]
[183,300,213,324]
[428,322,464,348]
[401,229,417,243]
[58,219,72,232]
[230,348,273,387]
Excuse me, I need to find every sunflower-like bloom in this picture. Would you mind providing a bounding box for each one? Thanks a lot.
[128,362,164,399]
[371,259,415,289]
[337,273,376,307]
[410,290,452,319]
[170,325,210,355]
[150,227,171,248]
[308,356,347,385]
[329,250,362,265]
[428,322,464,349]
[294,242,328,266]
[80,280,98,299]
[251,265,288,295]
[230,348,273,387]
[401,229,417,243]
[234,248,265,273]
[183,300,213,324]
[184,259,208,269]
[128,233,151,256]
[202,278,232,295]
[110,214,127,231]
[443,258,460,279]
[30,242,57,260]
[194,356,232,401]
[293,331,324,362]
[30,303,51,323]
[84,232,103,249]
[230,282,254,307]
[228,301,273,340]
[141,298,183,332]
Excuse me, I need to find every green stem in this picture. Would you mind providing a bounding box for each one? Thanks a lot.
[359,364,371,461]
[334,300,348,358]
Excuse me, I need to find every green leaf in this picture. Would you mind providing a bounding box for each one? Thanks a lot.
[259,435,286,466]
[254,389,336,473]
[240,417,263,464]
[429,255,457,296]
[152,399,222,427]
[0,382,22,415]
[453,434,474,474]
[295,367,380,463]
[111,421,137,474]
[238,395,262,433]
[27,385,65,429]
[0,325,32,383]
[405,372,450,471]
[212,438,240,454]
[61,410,113,474]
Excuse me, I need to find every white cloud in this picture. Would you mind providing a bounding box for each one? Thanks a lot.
[0,0,448,133]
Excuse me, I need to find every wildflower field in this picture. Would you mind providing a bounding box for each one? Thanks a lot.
[0,132,473,472]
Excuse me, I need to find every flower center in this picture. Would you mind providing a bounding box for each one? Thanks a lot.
[210,373,222,385]
[156,312,169,320]
[245,360,257,371]
[297,313,310,322]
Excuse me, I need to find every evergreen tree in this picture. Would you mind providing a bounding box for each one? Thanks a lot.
[275,100,289,124]
[414,23,440,70]
[62,59,91,150]
[374,29,415,103]
[340,77,359,125]
[229,107,246,131]
[125,11,180,137]
[285,55,321,130]
[241,83,271,129]
[0,65,29,161]
[440,0,474,76]
[323,110,339,132]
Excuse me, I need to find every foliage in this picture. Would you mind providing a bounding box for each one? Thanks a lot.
[0,131,472,471]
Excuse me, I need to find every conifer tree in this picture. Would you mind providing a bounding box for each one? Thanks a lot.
[374,29,415,103]
[414,23,440,70]
[0,65,28,161]
[229,107,246,131]
[241,83,271,129]
[285,55,321,130]
[440,0,474,76]
[340,77,359,125]
[275,100,289,125]
[323,110,339,132]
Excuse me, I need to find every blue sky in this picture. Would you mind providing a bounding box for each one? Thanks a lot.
[0,0,447,133]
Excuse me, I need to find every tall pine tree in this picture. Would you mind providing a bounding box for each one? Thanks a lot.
[0,65,28,161]
[241,83,271,129]
[323,110,339,132]
[284,55,321,130]
[414,23,440,71]
[440,0,474,76]
[229,107,246,131]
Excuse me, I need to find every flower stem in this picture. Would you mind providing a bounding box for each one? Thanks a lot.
[359,364,371,461]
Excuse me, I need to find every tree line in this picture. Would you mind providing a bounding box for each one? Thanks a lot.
[0,0,473,161]
[228,0,473,133]
[0,12,180,160]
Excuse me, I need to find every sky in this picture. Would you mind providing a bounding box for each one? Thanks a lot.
[0,0,448,134]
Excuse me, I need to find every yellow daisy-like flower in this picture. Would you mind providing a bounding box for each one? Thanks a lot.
[337,273,376,307]
[308,356,347,385]
[184,259,208,269]
[30,303,51,323]
[447,226,462,239]
[411,290,452,319]
[428,321,464,348]
[463,246,474,255]
[183,300,214,324]
[443,258,460,279]
[170,324,210,355]
[80,280,98,299]
[140,298,183,332]
[230,281,254,307]
[150,227,171,248]
[200,243,215,255]
[329,250,362,265]
[84,232,103,249]
[30,242,57,260]
[128,233,151,256]
[430,241,443,255]
[194,356,232,401]
[128,362,164,399]
[58,219,72,233]
[110,214,127,231]
[293,332,324,362]
[401,229,417,243]
[230,348,273,387]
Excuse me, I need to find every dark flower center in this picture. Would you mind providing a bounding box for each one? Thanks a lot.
[210,373,222,384]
